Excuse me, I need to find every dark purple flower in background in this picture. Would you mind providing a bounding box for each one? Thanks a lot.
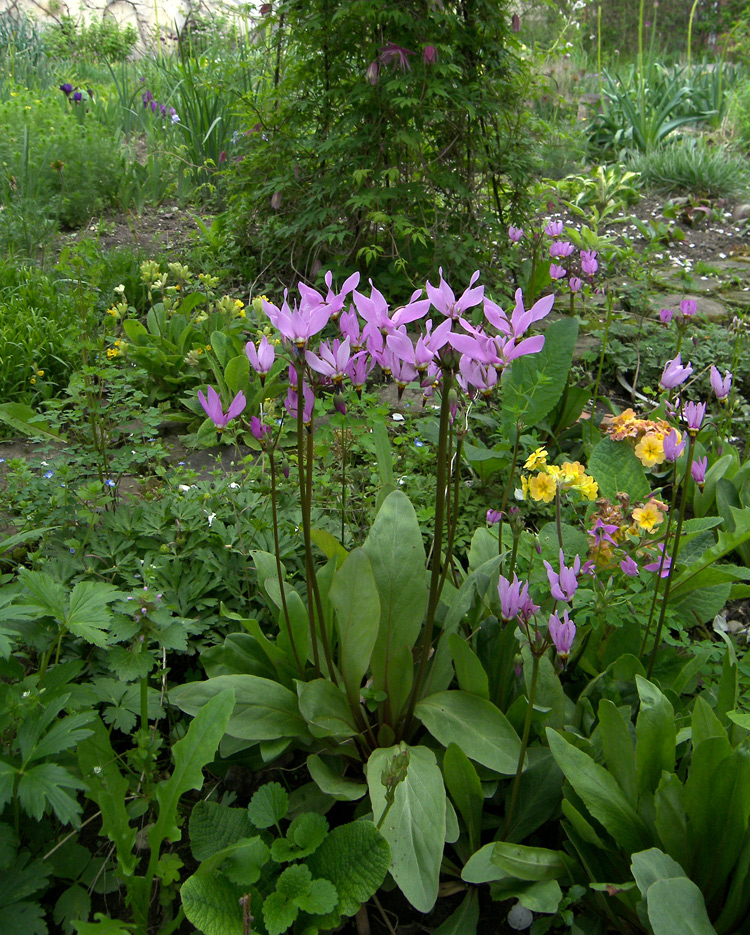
[72,91,83,103]
[60,83,73,95]
[422,44,438,65]
[512,13,521,32]
[378,42,416,73]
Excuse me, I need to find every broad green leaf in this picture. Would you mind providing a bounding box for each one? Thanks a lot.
[329,548,380,698]
[501,317,577,429]
[171,675,310,742]
[297,679,359,739]
[687,744,750,904]
[654,773,688,862]
[503,751,563,844]
[295,877,338,915]
[492,842,569,882]
[310,528,348,566]
[306,755,367,801]
[0,402,65,440]
[271,812,328,862]
[224,354,250,397]
[415,691,522,775]
[307,819,390,918]
[631,846,686,897]
[198,836,269,886]
[367,745,445,913]
[646,877,717,935]
[462,843,511,884]
[598,700,636,806]
[247,782,289,828]
[263,578,309,670]
[448,635,489,699]
[692,695,726,749]
[17,763,82,826]
[78,719,137,875]
[188,801,255,861]
[362,492,427,722]
[65,582,121,646]
[588,438,650,501]
[670,507,750,601]
[54,884,91,934]
[635,676,675,797]
[149,689,235,858]
[491,877,563,914]
[547,729,651,855]
[181,873,243,935]
[443,743,483,852]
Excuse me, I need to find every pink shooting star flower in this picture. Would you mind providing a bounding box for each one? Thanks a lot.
[262,295,331,348]
[548,609,576,659]
[683,400,706,433]
[245,334,275,381]
[550,241,574,259]
[298,270,360,322]
[543,550,581,603]
[353,281,396,334]
[306,337,357,386]
[249,416,271,443]
[486,509,502,525]
[580,250,598,276]
[197,386,247,431]
[680,298,697,317]
[284,369,315,425]
[660,354,693,390]
[620,555,639,577]
[425,268,484,322]
[663,429,686,462]
[390,287,433,327]
[659,308,673,325]
[345,353,374,397]
[691,456,708,486]
[550,264,567,281]
[497,572,531,622]
[710,366,732,402]
[545,220,564,237]
[508,225,524,243]
[569,277,582,293]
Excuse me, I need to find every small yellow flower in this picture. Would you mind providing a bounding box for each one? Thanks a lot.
[632,502,664,532]
[577,475,599,501]
[30,377,36,384]
[634,434,665,468]
[36,369,44,377]
[205,344,212,351]
[106,348,119,359]
[524,447,548,471]
[528,472,557,503]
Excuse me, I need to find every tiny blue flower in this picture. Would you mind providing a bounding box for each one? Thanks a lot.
[43,470,54,479]
[69,547,75,554]
[0,458,5,463]
[414,440,424,448]
[105,479,116,487]
[178,461,186,466]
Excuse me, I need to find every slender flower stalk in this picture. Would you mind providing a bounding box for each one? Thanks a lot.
[501,653,539,838]
[402,367,455,737]
[645,434,697,677]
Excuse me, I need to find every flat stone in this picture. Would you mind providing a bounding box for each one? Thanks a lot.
[722,290,750,308]
[652,274,723,294]
[650,293,732,322]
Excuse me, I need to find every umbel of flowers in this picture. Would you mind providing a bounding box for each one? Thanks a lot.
[197,269,576,669]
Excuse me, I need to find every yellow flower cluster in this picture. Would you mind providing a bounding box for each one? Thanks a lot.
[106,339,124,360]
[604,408,679,470]
[520,448,599,503]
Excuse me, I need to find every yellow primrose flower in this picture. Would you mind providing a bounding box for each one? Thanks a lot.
[524,447,548,471]
[36,369,44,377]
[106,348,119,359]
[528,472,557,503]
[520,475,530,499]
[632,502,664,532]
[634,434,665,468]
[30,377,36,384]
[577,475,599,501]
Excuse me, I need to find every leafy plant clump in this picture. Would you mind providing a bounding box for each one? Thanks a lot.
[627,137,750,200]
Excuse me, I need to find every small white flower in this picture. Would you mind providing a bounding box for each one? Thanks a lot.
[93,765,102,774]
[229,482,240,489]
[207,512,216,527]
[178,484,191,492]
[391,413,405,422]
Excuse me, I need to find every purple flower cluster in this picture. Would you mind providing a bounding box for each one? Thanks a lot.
[59,83,86,104]
[141,89,180,125]
[507,222,598,293]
